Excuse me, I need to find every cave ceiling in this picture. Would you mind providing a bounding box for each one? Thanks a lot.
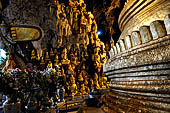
[0,0,125,50]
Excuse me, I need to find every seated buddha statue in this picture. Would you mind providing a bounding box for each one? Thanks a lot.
[80,84,87,95]
[47,60,53,68]
[103,77,109,88]
[3,54,16,71]
[54,55,61,66]
[61,48,70,65]
[36,52,40,61]
[50,48,55,60]
[78,72,84,82]
[81,64,88,77]
[90,78,94,90]
[70,75,77,97]
[45,51,50,63]
[94,79,100,90]
[67,64,74,75]
[31,49,36,60]
[94,73,100,89]
[92,48,101,68]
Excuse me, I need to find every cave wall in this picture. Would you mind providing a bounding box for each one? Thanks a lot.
[85,0,125,43]
[2,0,57,49]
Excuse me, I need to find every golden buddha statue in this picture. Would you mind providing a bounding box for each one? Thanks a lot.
[103,77,109,88]
[70,75,77,96]
[99,76,104,89]
[84,75,88,86]
[89,32,94,44]
[80,51,86,62]
[85,50,88,58]
[71,52,79,66]
[80,84,87,95]
[61,67,65,75]
[50,48,55,57]
[61,48,70,65]
[40,56,45,65]
[54,55,61,66]
[3,54,16,71]
[80,12,86,27]
[92,48,101,68]
[36,52,40,61]
[94,80,100,90]
[90,78,94,90]
[54,49,57,54]
[68,64,74,75]
[47,60,53,68]
[94,73,98,81]
[73,10,79,31]
[81,64,88,77]
[31,49,36,59]
[92,20,97,33]
[81,3,86,13]
[94,36,101,48]
[45,51,50,62]
[78,72,84,82]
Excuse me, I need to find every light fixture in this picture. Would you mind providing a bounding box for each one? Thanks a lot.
[97,30,102,36]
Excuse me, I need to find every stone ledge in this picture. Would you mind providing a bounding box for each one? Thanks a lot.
[118,0,170,40]
[104,35,170,72]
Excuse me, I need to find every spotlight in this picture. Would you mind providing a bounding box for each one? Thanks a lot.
[97,30,102,36]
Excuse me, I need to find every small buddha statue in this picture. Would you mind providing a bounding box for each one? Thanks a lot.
[90,78,94,90]
[81,64,88,77]
[67,64,74,75]
[94,73,98,81]
[54,55,61,66]
[3,54,16,71]
[99,76,104,88]
[40,57,45,65]
[31,49,36,60]
[78,72,84,82]
[85,50,88,58]
[45,51,50,62]
[36,52,40,61]
[54,49,57,54]
[39,56,45,70]
[73,10,79,31]
[92,20,98,33]
[80,51,86,62]
[61,68,65,76]
[47,60,53,68]
[94,36,101,48]
[94,80,100,90]
[92,48,101,68]
[70,75,77,97]
[50,48,55,57]
[80,84,87,95]
[100,47,107,66]
[80,12,86,27]
[84,75,88,86]
[61,48,70,64]
[103,77,109,88]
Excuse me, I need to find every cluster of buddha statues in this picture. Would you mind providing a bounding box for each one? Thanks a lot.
[54,0,99,49]
[28,41,109,97]
[2,0,109,99]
